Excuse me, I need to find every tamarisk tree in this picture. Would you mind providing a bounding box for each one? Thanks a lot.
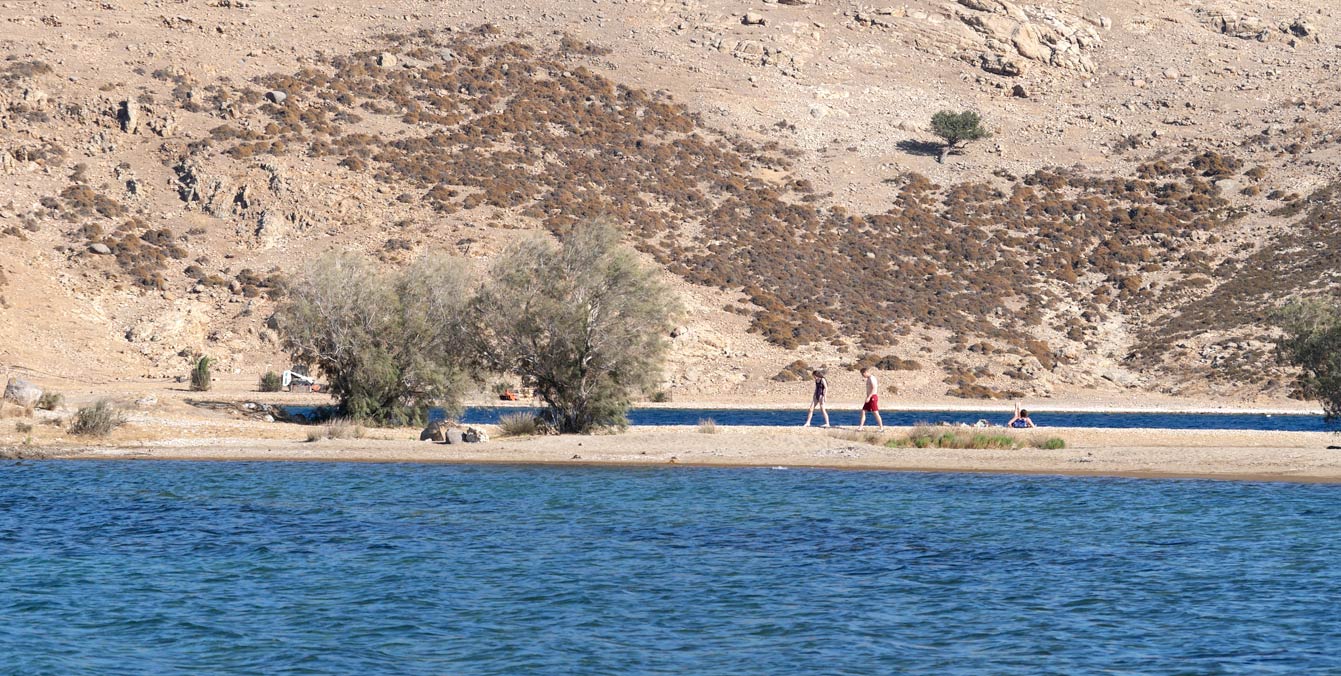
[275,254,472,425]
[1275,298,1341,422]
[472,222,677,433]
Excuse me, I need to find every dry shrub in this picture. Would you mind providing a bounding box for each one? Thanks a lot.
[697,418,718,434]
[829,428,886,446]
[177,30,1304,391]
[68,400,127,437]
[309,418,365,441]
[773,360,812,382]
[36,392,63,411]
[497,412,541,437]
[258,371,283,392]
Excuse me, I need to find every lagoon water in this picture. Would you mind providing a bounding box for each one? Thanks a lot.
[3,461,1340,674]
[283,405,1339,432]
[459,407,1339,432]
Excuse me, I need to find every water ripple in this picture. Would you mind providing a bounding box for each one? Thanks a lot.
[1,462,1339,674]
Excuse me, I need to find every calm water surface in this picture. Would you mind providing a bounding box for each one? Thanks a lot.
[293,406,1341,432]
[2,462,1339,674]
[453,407,1339,432]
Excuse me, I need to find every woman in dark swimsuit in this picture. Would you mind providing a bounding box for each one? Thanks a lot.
[804,370,831,428]
[1008,402,1035,428]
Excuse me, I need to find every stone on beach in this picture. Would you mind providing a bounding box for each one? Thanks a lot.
[4,377,43,408]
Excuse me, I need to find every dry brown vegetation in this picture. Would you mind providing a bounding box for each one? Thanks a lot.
[19,25,1338,399]
[181,32,1248,364]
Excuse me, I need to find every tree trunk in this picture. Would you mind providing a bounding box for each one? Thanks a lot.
[938,145,950,164]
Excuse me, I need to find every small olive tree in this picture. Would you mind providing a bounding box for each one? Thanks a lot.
[930,110,990,163]
[1275,298,1341,421]
[275,253,473,426]
[472,222,677,433]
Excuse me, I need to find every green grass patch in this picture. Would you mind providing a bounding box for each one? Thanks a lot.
[888,425,1065,450]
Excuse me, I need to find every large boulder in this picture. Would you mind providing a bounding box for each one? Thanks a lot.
[463,426,489,443]
[979,52,1027,76]
[4,378,42,408]
[962,12,1018,43]
[1011,23,1051,62]
[420,419,455,442]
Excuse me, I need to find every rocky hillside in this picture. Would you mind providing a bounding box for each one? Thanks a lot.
[1,0,1338,405]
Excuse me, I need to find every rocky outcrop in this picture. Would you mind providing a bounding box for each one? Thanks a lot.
[1201,8,1270,41]
[420,420,489,443]
[979,52,1027,77]
[118,99,139,133]
[1196,9,1322,44]
[853,0,1106,76]
[956,1,1104,75]
[4,377,42,408]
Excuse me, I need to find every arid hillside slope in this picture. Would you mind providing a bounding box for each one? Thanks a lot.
[1,0,1339,407]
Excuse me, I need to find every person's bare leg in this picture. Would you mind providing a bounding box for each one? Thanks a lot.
[873,410,884,430]
[804,402,815,427]
[858,410,866,429]
[820,402,830,427]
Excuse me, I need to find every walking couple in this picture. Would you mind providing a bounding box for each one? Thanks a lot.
[803,367,884,430]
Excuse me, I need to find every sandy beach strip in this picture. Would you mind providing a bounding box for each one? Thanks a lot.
[11,425,1341,484]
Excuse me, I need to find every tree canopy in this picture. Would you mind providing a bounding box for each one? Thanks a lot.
[930,110,990,163]
[471,222,678,433]
[275,254,473,425]
[1275,298,1341,421]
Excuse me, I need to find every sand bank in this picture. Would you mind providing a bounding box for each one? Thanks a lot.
[8,424,1340,484]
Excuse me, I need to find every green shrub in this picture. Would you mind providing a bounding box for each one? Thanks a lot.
[497,412,541,437]
[890,426,1017,450]
[190,356,213,392]
[14,422,32,434]
[930,110,990,163]
[68,400,126,437]
[36,392,63,411]
[1274,299,1341,420]
[649,390,672,403]
[258,371,283,392]
[1033,436,1066,450]
[276,253,473,426]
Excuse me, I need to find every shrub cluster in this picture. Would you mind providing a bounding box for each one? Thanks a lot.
[189,356,213,392]
[217,31,1238,359]
[68,400,126,437]
[169,29,1306,396]
[889,426,1064,450]
[772,360,812,382]
[258,371,283,392]
[496,412,542,437]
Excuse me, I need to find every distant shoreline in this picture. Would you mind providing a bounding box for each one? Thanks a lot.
[480,401,1326,416]
[11,425,1340,484]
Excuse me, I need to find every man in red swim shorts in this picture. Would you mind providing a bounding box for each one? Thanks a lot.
[858,367,884,430]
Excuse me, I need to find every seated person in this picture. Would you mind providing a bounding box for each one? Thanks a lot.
[1008,403,1035,429]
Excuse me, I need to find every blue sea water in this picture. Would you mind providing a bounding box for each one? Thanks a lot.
[285,406,1340,432]
[2,462,1340,674]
